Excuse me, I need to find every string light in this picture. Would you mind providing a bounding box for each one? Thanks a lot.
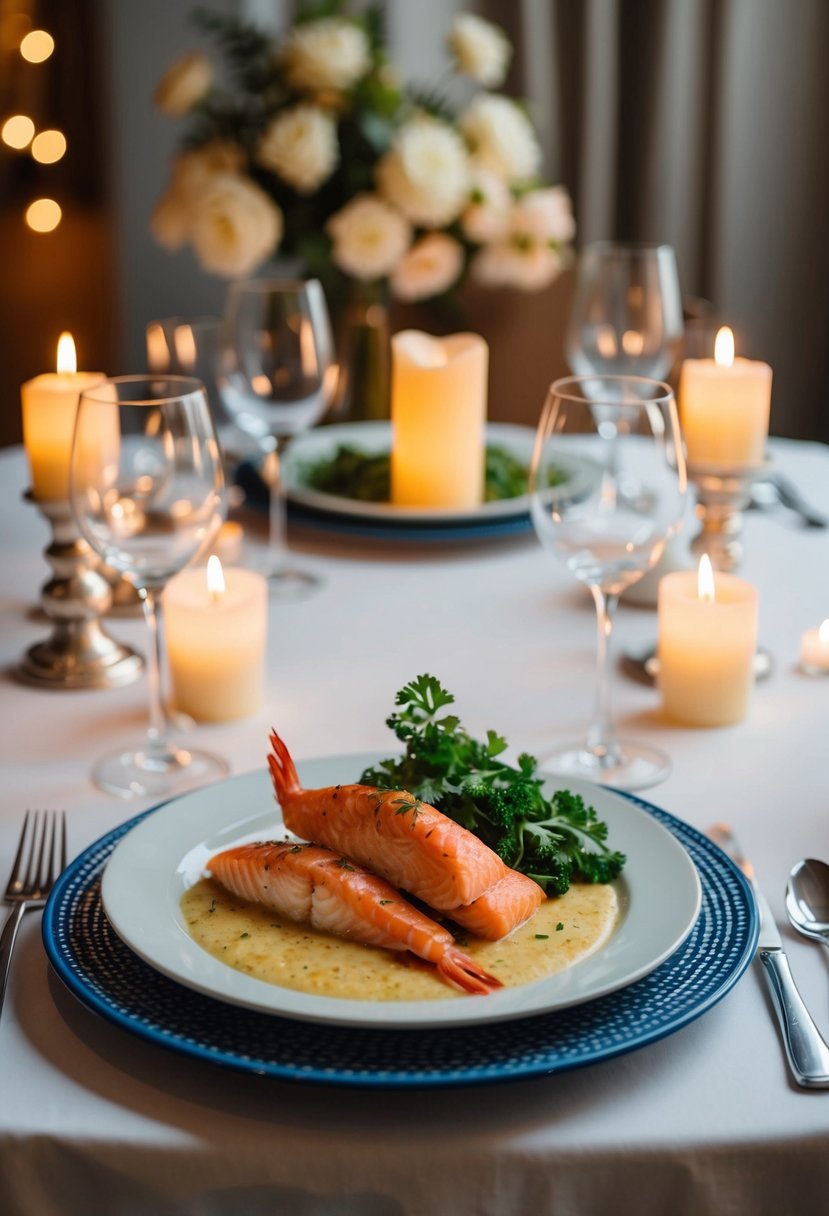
[20,29,54,63]
[2,114,35,149]
[31,129,66,163]
[25,198,62,232]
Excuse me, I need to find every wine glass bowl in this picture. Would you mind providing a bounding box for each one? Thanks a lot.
[565,242,684,381]
[217,278,334,593]
[70,375,227,799]
[529,375,687,791]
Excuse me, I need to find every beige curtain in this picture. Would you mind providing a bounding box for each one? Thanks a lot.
[480,0,829,442]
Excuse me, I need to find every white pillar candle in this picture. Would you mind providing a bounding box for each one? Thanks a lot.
[657,555,758,726]
[678,327,772,469]
[800,620,829,673]
[164,557,267,722]
[390,330,488,509]
[21,333,106,500]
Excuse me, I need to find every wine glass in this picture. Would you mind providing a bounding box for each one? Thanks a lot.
[217,277,334,595]
[565,242,684,381]
[528,375,687,791]
[70,375,227,799]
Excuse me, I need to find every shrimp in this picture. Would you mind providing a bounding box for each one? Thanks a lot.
[268,730,504,911]
[267,731,545,938]
[208,840,502,995]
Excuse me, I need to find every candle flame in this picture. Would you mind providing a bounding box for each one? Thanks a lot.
[698,554,716,603]
[207,554,225,602]
[819,619,829,644]
[56,332,76,374]
[714,326,735,368]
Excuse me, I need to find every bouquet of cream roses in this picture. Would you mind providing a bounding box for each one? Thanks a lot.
[151,2,575,305]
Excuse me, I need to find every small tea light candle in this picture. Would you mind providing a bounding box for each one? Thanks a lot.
[658,554,759,726]
[679,326,772,469]
[390,330,488,509]
[800,619,829,674]
[164,556,267,722]
[21,333,106,500]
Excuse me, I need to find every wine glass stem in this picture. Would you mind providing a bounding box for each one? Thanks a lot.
[140,587,170,753]
[586,586,621,764]
[263,442,288,574]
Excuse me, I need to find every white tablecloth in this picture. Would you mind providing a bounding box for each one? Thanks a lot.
[1,439,828,1215]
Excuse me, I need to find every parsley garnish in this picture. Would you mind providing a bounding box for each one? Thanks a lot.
[360,675,626,897]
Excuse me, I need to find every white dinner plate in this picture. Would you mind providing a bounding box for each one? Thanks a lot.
[282,421,538,524]
[101,754,701,1029]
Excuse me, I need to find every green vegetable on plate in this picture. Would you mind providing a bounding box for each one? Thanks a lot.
[301,444,565,504]
[360,675,626,897]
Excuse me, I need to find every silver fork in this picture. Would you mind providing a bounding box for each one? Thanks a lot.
[1,811,67,1018]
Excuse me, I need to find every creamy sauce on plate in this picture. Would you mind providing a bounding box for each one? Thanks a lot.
[181,878,619,1002]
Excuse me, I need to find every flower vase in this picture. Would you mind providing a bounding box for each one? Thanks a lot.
[327,280,391,424]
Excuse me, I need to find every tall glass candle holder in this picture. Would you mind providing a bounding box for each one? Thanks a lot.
[19,492,144,690]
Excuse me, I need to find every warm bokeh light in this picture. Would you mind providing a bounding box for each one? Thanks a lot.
[697,554,716,603]
[56,333,77,374]
[714,326,735,368]
[820,620,829,645]
[25,198,62,232]
[2,114,35,149]
[31,128,66,164]
[20,29,54,62]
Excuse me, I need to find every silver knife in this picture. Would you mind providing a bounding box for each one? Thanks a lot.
[709,823,829,1088]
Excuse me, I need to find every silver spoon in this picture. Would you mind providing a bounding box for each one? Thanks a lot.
[786,859,829,948]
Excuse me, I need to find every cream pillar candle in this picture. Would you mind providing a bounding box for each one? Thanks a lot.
[164,557,267,722]
[390,330,488,509]
[21,333,106,500]
[657,555,758,726]
[800,620,829,673]
[678,327,772,469]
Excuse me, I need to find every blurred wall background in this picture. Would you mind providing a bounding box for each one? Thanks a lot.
[1,0,827,446]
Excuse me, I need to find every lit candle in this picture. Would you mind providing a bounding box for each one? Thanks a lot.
[20,333,106,500]
[390,330,488,509]
[164,556,267,722]
[657,554,758,726]
[800,619,829,674]
[678,326,772,469]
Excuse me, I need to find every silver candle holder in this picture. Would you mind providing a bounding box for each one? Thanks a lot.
[687,462,766,572]
[19,492,144,690]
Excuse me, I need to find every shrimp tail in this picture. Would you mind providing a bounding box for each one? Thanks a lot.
[268,731,303,804]
[437,947,503,995]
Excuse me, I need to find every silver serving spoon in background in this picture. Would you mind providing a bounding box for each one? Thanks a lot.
[786,859,829,948]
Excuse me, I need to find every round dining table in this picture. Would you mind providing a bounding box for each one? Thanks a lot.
[1,435,828,1215]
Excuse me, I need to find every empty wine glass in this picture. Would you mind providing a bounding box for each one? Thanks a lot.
[217,278,334,595]
[529,375,687,790]
[566,242,684,381]
[70,375,227,799]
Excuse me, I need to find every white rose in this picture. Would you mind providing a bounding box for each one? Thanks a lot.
[150,142,248,252]
[390,233,465,301]
[190,173,284,279]
[512,186,576,244]
[281,18,371,94]
[376,116,469,228]
[449,13,511,88]
[459,93,541,184]
[471,240,562,291]
[460,165,511,244]
[326,193,411,281]
[154,52,213,117]
[150,189,191,251]
[257,104,339,194]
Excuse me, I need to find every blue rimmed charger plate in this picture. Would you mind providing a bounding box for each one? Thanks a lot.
[42,790,757,1088]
